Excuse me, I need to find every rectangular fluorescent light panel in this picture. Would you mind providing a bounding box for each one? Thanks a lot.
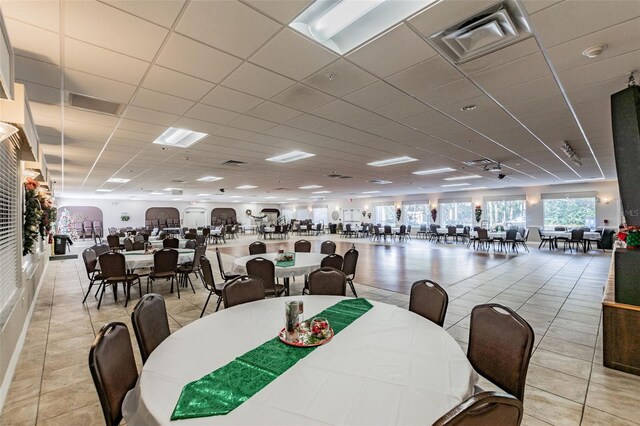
[362,190,381,194]
[230,195,243,199]
[197,176,223,182]
[312,190,331,194]
[236,185,257,189]
[96,189,112,192]
[197,193,211,196]
[299,185,323,189]
[441,183,470,187]
[153,127,207,148]
[290,0,438,54]
[412,167,456,175]
[369,179,392,185]
[266,151,315,163]
[444,174,482,181]
[107,178,130,183]
[367,156,418,167]
[149,192,164,195]
[286,198,299,201]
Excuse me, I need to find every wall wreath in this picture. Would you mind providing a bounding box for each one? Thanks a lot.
[246,209,252,216]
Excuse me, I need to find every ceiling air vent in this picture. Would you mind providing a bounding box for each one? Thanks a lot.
[272,187,293,191]
[68,92,124,116]
[221,160,246,166]
[429,0,532,64]
[463,159,493,166]
[326,173,353,179]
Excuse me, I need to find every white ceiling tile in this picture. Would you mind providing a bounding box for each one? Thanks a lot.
[171,117,222,136]
[200,86,264,113]
[250,28,337,80]
[124,105,179,126]
[65,68,136,105]
[347,23,437,78]
[491,76,561,107]
[227,115,278,132]
[4,18,60,65]
[243,0,312,24]
[557,49,640,91]
[415,79,484,109]
[283,114,334,131]
[342,112,392,131]
[311,99,367,121]
[532,0,640,48]
[214,126,258,141]
[522,0,562,14]
[184,103,240,126]
[471,52,552,92]
[374,97,433,121]
[222,63,295,98]
[142,66,215,101]
[343,81,406,110]
[0,0,59,32]
[132,88,195,115]
[64,0,168,61]
[385,56,464,96]
[176,0,281,58]
[100,0,185,28]
[246,101,302,123]
[458,38,541,75]
[302,59,378,98]
[15,55,60,88]
[156,33,243,83]
[19,82,61,105]
[65,37,148,85]
[271,84,334,111]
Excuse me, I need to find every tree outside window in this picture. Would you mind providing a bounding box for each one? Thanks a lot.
[375,205,395,226]
[485,200,526,228]
[543,198,596,229]
[440,202,472,226]
[403,202,430,227]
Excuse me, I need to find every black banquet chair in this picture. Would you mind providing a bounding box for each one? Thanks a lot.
[408,280,448,327]
[222,275,265,309]
[342,246,359,297]
[131,293,171,364]
[308,267,347,296]
[433,391,523,426]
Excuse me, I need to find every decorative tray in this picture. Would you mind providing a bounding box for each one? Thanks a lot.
[278,321,334,347]
[275,252,295,267]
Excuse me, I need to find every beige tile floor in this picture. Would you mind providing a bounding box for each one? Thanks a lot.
[1,234,639,425]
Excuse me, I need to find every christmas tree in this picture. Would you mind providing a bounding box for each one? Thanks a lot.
[57,208,77,239]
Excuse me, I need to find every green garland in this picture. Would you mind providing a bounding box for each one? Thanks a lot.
[23,187,43,255]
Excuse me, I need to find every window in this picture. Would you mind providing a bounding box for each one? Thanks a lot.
[439,201,472,226]
[374,204,395,226]
[543,196,596,229]
[0,137,19,327]
[295,208,310,221]
[281,208,294,223]
[403,201,430,227]
[312,206,327,224]
[485,198,526,229]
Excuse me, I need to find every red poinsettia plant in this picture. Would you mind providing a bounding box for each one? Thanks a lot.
[618,225,640,249]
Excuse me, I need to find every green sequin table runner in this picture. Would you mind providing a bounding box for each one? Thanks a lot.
[171,298,373,420]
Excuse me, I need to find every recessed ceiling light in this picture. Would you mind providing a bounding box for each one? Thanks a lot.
[444,174,482,181]
[153,127,208,148]
[236,185,258,189]
[96,189,112,192]
[412,167,456,175]
[362,190,381,194]
[465,187,489,190]
[367,156,418,167]
[230,195,243,199]
[149,192,164,195]
[163,187,180,191]
[312,190,331,194]
[582,45,606,58]
[171,198,182,201]
[286,198,298,201]
[232,200,240,203]
[265,196,277,199]
[290,0,438,54]
[441,183,470,187]
[197,193,211,196]
[299,185,323,189]
[266,151,315,163]
[369,179,392,185]
[356,195,372,198]
[197,176,223,182]
[461,105,477,111]
[107,178,130,183]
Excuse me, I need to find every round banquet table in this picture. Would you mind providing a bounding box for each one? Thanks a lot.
[96,249,194,271]
[230,252,327,278]
[122,296,478,425]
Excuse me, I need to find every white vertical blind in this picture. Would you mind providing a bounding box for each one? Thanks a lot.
[0,135,19,325]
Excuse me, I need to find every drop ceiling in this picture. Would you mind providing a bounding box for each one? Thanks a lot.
[1,0,637,203]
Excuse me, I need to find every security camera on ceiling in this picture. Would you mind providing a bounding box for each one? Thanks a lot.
[219,188,225,193]
[498,174,506,180]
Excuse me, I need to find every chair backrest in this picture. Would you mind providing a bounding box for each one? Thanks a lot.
[399,224,406,234]
[132,241,145,251]
[448,226,457,236]
[505,229,518,241]
[246,257,276,292]
[477,228,488,239]
[153,249,179,275]
[537,228,544,239]
[249,241,267,255]
[308,267,347,296]
[384,225,392,234]
[409,280,448,327]
[123,238,133,251]
[133,235,144,243]
[222,275,265,308]
[195,235,206,245]
[419,224,427,232]
[89,322,139,426]
[571,229,585,240]
[321,253,343,270]
[346,224,352,232]
[342,247,358,278]
[99,252,127,279]
[199,256,218,294]
[320,240,336,255]
[554,226,566,231]
[518,227,526,239]
[131,294,171,364]
[202,227,210,237]
[430,224,438,232]
[92,244,110,257]
[82,248,98,277]
[106,235,120,249]
[215,247,229,279]
[468,304,534,401]
[184,232,197,240]
[191,245,206,270]
[163,238,179,248]
[294,239,312,253]
[185,239,197,250]
[373,226,380,235]
[432,391,523,426]
[406,225,412,233]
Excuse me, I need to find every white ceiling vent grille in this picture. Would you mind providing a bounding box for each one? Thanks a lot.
[68,92,124,116]
[429,0,532,64]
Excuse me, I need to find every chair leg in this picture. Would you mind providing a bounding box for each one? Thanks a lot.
[82,279,96,304]
[175,277,180,299]
[347,278,358,297]
[201,291,213,317]
[97,282,107,309]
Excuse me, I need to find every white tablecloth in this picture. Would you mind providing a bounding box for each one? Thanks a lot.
[97,249,194,270]
[231,252,326,278]
[542,230,600,240]
[147,239,190,249]
[123,296,478,425]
